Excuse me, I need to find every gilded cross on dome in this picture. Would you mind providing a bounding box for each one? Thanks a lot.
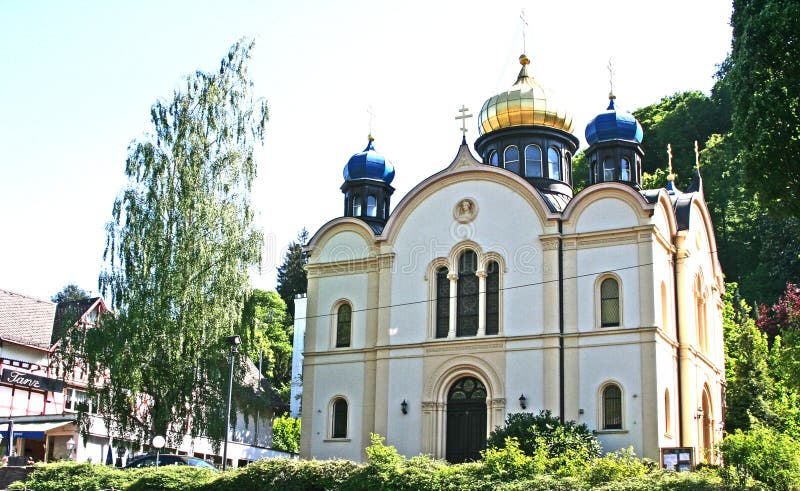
[455,105,472,137]
[694,140,701,170]
[667,143,675,181]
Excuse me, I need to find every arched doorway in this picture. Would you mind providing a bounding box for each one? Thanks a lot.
[446,376,487,463]
[700,387,713,463]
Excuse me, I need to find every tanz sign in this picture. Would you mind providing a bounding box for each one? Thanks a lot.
[1,369,64,393]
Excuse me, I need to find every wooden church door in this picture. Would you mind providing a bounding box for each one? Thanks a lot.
[445,376,487,463]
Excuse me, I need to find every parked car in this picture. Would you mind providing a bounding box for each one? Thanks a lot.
[124,454,218,471]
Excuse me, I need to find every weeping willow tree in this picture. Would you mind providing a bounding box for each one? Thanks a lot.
[73,39,267,446]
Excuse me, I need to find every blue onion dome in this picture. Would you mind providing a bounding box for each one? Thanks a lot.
[343,135,395,184]
[585,95,644,145]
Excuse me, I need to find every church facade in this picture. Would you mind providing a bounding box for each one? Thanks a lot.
[295,54,725,465]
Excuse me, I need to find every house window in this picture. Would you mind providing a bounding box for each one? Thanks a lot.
[602,384,622,430]
[600,277,620,327]
[336,303,352,348]
[331,398,348,438]
[367,195,377,217]
[621,157,631,181]
[503,146,520,174]
[548,147,560,180]
[352,195,361,216]
[457,250,479,336]
[435,267,450,339]
[524,145,542,177]
[486,261,500,335]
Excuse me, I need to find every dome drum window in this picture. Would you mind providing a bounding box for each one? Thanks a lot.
[341,136,395,228]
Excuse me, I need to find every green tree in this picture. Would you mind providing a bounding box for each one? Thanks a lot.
[726,0,800,217]
[239,289,293,397]
[75,40,268,445]
[276,228,309,320]
[51,284,90,303]
[271,415,301,454]
[722,284,776,432]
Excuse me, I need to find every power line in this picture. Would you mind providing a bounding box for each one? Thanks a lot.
[293,247,719,322]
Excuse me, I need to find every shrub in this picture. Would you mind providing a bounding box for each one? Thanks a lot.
[9,462,133,491]
[720,423,800,490]
[583,447,651,487]
[272,415,301,454]
[487,410,601,464]
[481,437,539,480]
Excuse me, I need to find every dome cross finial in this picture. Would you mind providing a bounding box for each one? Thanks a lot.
[667,143,676,181]
[455,105,473,141]
[694,140,701,170]
[520,9,529,55]
[607,58,616,100]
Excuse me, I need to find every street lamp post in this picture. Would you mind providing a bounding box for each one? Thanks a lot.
[151,435,165,469]
[65,437,75,461]
[222,335,240,471]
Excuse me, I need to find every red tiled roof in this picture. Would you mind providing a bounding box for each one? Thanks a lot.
[0,288,57,349]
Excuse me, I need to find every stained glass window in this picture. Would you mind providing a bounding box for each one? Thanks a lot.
[436,267,450,338]
[603,385,622,429]
[486,261,499,335]
[600,278,620,327]
[336,303,351,347]
[457,250,478,337]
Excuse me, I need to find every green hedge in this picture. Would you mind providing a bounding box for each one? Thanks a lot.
[12,435,764,491]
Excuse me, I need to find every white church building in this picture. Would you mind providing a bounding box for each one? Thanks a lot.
[293,53,725,466]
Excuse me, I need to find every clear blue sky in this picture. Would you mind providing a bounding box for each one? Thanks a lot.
[0,0,733,301]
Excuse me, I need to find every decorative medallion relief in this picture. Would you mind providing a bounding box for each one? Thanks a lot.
[453,198,478,224]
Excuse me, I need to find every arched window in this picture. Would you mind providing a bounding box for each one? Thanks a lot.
[457,250,479,337]
[524,145,542,177]
[503,146,520,174]
[600,278,620,327]
[602,384,622,430]
[548,147,561,180]
[331,398,348,438]
[352,195,361,216]
[486,261,500,335]
[435,267,450,339]
[565,152,572,182]
[488,150,499,166]
[590,160,597,183]
[336,303,352,347]
[664,389,672,435]
[367,195,377,217]
[602,158,615,181]
[620,157,631,181]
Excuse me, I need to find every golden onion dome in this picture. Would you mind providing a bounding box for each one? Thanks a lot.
[478,54,574,135]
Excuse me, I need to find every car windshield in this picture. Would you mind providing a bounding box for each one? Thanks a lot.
[187,457,217,470]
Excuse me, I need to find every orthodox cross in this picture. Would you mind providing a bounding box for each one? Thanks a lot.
[520,9,529,54]
[607,58,615,98]
[694,140,701,170]
[367,105,376,137]
[667,143,675,181]
[455,105,472,137]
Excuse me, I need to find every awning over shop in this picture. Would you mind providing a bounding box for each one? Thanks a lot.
[0,422,73,439]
